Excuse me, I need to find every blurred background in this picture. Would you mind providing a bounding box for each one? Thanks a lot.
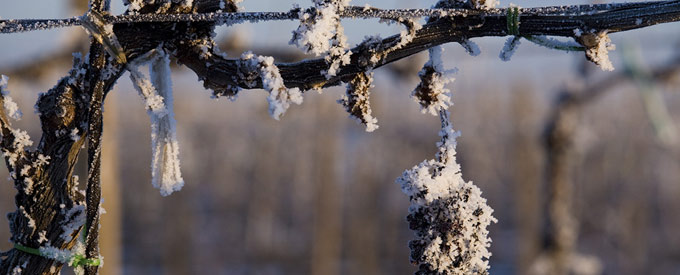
[1,0,679,274]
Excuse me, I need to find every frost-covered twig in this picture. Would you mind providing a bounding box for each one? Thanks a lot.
[365,18,423,66]
[397,110,496,274]
[524,36,584,52]
[499,36,521,61]
[411,46,456,116]
[291,0,352,78]
[239,52,303,120]
[339,71,378,132]
[577,32,616,71]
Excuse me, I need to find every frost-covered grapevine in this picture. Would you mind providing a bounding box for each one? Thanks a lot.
[0,0,672,273]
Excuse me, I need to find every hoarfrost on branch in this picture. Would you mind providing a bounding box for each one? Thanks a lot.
[240,52,303,120]
[339,71,379,132]
[291,0,352,78]
[412,46,456,116]
[397,110,497,275]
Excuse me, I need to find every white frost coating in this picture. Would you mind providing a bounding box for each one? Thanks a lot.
[583,32,615,71]
[39,246,73,264]
[37,230,48,244]
[397,111,497,274]
[6,128,34,167]
[499,36,521,61]
[23,178,34,195]
[573,28,583,37]
[149,51,185,196]
[473,0,499,9]
[392,20,422,52]
[20,165,30,177]
[339,71,379,132]
[0,75,23,120]
[70,128,81,142]
[528,35,584,51]
[20,206,36,230]
[36,154,50,166]
[128,50,184,196]
[128,65,168,117]
[291,0,352,78]
[40,240,97,273]
[59,204,86,241]
[412,46,456,116]
[241,52,303,120]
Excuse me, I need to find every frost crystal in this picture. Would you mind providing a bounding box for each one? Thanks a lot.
[0,75,23,120]
[59,204,86,241]
[397,110,497,275]
[128,50,184,196]
[360,19,422,67]
[291,0,352,78]
[389,19,422,54]
[579,32,616,71]
[474,0,499,9]
[11,129,33,152]
[339,71,378,132]
[240,52,303,120]
[412,46,456,116]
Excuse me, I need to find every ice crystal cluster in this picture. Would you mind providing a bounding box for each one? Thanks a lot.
[0,75,32,168]
[339,71,378,132]
[578,31,616,71]
[239,51,304,120]
[471,0,499,10]
[397,111,497,275]
[128,50,184,196]
[0,75,22,120]
[291,0,352,78]
[412,46,455,116]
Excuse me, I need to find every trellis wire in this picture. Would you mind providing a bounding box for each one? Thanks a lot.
[0,1,667,34]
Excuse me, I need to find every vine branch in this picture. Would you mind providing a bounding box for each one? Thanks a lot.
[178,0,680,91]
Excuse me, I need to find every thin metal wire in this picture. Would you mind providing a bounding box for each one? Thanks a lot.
[0,1,666,34]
